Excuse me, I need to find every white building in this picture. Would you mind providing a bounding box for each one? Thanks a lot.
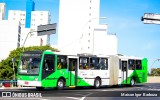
[0,3,5,20]
[58,0,117,55]
[8,10,51,47]
[0,20,20,61]
[8,10,26,28]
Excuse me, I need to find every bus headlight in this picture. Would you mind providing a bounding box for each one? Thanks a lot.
[34,78,38,81]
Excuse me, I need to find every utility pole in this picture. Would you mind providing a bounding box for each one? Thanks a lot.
[12,58,15,81]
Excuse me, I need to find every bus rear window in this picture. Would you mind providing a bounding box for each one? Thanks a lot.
[136,60,142,70]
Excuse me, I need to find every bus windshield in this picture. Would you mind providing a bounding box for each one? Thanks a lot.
[19,53,42,75]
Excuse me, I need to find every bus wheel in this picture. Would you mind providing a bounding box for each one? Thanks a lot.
[57,79,64,90]
[130,78,135,87]
[36,87,44,91]
[94,78,101,89]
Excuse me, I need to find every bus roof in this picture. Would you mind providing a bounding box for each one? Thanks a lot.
[118,55,143,60]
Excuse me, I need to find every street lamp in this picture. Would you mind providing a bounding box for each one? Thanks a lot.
[88,17,106,22]
[22,31,36,52]
[12,58,15,81]
[150,58,160,70]
[80,17,107,54]
[80,17,106,38]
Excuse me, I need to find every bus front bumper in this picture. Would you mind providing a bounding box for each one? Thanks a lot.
[17,80,41,87]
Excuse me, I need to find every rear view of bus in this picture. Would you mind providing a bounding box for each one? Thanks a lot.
[17,51,44,90]
[119,56,148,86]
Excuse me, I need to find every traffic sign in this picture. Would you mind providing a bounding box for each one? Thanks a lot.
[37,23,56,36]
[143,19,160,24]
[143,13,160,20]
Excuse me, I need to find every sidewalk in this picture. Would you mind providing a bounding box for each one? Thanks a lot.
[147,76,160,83]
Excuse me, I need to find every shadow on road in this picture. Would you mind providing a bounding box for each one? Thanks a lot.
[17,83,147,92]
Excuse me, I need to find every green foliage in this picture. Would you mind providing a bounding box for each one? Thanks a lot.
[0,45,58,80]
[150,68,160,76]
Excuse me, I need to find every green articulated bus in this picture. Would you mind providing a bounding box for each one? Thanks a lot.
[17,50,148,90]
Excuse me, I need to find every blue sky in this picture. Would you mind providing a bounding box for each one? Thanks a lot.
[0,0,160,72]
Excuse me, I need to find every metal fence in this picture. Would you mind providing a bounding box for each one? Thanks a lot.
[0,80,17,87]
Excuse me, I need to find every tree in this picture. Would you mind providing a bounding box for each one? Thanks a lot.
[150,68,160,76]
[0,45,58,80]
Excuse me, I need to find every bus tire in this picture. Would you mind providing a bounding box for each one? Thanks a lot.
[57,79,64,90]
[94,78,101,89]
[36,87,44,91]
[130,77,135,87]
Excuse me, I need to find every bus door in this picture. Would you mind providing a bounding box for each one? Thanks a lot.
[121,61,128,84]
[42,54,55,87]
[68,56,78,86]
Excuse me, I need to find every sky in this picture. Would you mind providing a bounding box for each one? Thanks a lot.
[0,0,160,72]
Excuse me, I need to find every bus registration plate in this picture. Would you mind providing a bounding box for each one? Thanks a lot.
[24,81,29,84]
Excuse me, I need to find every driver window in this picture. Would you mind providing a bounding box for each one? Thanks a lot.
[43,54,54,71]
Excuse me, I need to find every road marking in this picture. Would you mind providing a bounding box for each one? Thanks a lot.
[0,98,42,99]
[66,97,80,100]
[79,93,94,100]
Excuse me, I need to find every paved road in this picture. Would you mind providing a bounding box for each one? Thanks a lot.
[0,83,160,100]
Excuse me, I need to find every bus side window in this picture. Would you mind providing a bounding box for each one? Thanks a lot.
[100,58,108,70]
[136,60,142,70]
[128,59,135,70]
[57,55,67,70]
[79,57,89,70]
[43,54,54,71]
[90,57,100,70]
[122,61,127,71]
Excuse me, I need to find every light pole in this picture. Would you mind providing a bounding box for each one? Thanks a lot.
[12,58,15,81]
[22,31,36,52]
[80,17,106,54]
[150,59,160,75]
[150,59,160,68]
[80,17,106,39]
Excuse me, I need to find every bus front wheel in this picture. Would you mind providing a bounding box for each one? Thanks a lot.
[57,79,64,90]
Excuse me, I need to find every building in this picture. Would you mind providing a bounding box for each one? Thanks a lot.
[0,20,21,61]
[25,0,35,28]
[8,10,26,28]
[58,0,117,55]
[8,1,51,47]
[0,3,5,20]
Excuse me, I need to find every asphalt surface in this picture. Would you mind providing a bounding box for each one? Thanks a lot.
[0,83,160,100]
